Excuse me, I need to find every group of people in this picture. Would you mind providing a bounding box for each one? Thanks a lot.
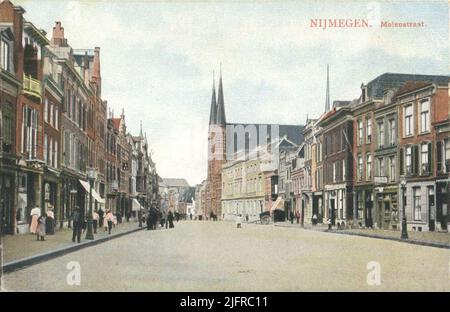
[29,205,56,241]
[71,207,116,243]
[29,205,119,243]
[145,209,175,230]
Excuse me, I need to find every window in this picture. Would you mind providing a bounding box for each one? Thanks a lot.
[405,146,412,175]
[377,121,384,148]
[333,162,336,183]
[389,156,395,182]
[342,159,346,180]
[421,143,429,174]
[446,139,450,173]
[21,106,38,157]
[44,98,48,123]
[55,108,59,130]
[377,157,385,176]
[420,99,430,133]
[366,154,372,180]
[413,187,421,221]
[357,155,363,181]
[1,114,12,147]
[404,105,413,136]
[1,39,10,71]
[44,134,48,163]
[366,117,372,144]
[389,119,396,145]
[49,137,53,167]
[54,140,58,168]
[357,119,363,146]
[49,103,54,127]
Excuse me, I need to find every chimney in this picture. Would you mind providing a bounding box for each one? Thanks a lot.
[51,21,67,46]
[92,46,101,95]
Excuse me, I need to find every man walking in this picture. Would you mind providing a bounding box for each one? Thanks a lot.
[71,206,82,243]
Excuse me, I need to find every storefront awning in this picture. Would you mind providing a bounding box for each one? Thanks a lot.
[132,198,144,211]
[79,179,105,204]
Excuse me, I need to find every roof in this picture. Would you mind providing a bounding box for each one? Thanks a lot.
[394,81,433,97]
[111,118,121,131]
[162,178,190,188]
[226,123,304,154]
[364,73,449,100]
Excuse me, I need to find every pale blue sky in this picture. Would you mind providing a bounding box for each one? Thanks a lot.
[15,0,449,185]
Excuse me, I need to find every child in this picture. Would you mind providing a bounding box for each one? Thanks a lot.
[37,213,47,241]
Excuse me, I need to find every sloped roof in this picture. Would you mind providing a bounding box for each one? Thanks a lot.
[365,73,448,100]
[395,80,433,97]
[162,178,190,188]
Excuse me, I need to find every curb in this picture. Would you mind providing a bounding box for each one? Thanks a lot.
[274,223,449,249]
[329,230,450,249]
[2,226,145,274]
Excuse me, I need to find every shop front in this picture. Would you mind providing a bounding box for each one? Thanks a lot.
[434,180,448,231]
[354,186,374,228]
[374,185,398,230]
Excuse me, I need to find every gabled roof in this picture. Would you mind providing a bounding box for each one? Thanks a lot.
[162,178,190,188]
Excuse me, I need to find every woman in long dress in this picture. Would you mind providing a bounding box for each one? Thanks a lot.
[46,206,55,235]
[29,207,40,234]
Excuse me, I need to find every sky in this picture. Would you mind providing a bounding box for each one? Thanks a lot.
[13,0,449,185]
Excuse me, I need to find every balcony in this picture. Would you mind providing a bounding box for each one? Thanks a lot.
[22,74,42,100]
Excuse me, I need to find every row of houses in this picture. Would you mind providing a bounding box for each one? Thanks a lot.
[205,70,450,232]
[0,0,159,235]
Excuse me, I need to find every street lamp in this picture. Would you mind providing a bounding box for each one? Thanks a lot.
[400,178,408,239]
[85,167,97,240]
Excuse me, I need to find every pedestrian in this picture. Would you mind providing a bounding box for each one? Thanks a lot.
[312,214,318,226]
[290,210,294,224]
[93,209,99,234]
[167,211,175,228]
[45,205,55,235]
[296,210,300,224]
[71,206,82,243]
[98,207,104,228]
[236,214,242,228]
[36,212,47,241]
[146,211,152,230]
[113,214,117,228]
[245,214,249,222]
[104,210,114,234]
[29,207,40,234]
[190,213,192,220]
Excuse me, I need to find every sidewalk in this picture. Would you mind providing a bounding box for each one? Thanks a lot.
[274,221,450,248]
[2,221,143,264]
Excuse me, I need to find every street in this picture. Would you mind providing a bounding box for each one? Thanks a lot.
[2,221,450,291]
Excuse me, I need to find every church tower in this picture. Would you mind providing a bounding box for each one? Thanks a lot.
[206,71,227,219]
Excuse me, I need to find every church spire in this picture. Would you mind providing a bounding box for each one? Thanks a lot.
[208,72,217,125]
[325,64,330,112]
[216,66,226,125]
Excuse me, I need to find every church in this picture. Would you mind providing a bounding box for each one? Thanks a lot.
[205,72,305,219]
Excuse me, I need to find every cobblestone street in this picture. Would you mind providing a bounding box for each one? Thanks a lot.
[2,221,449,291]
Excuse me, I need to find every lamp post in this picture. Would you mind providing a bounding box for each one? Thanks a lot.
[400,178,408,239]
[85,167,97,240]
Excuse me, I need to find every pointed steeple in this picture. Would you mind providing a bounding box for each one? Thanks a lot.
[325,64,330,112]
[208,72,217,125]
[216,66,226,125]
[139,120,143,138]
